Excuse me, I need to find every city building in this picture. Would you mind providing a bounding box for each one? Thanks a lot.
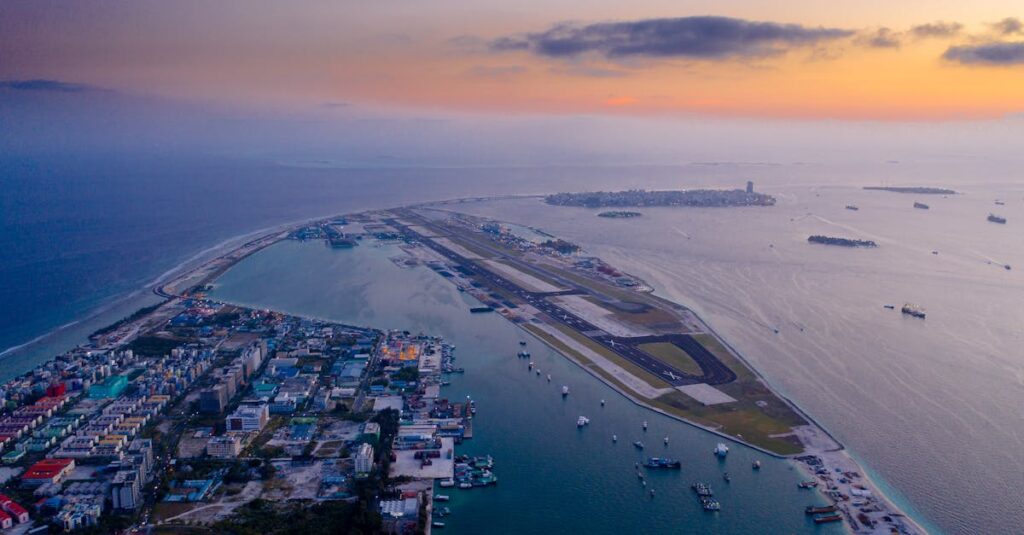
[111,470,142,511]
[355,443,374,478]
[88,375,129,399]
[226,404,269,432]
[206,435,243,458]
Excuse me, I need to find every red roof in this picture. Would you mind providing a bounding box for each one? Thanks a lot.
[21,458,73,481]
[5,503,26,516]
[0,495,9,505]
[0,510,10,521]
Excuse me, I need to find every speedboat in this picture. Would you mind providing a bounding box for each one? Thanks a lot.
[714,443,729,457]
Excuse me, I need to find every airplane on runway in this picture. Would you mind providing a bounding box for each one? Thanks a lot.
[663,370,681,381]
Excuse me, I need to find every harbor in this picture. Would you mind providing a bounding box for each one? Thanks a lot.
[210,229,845,534]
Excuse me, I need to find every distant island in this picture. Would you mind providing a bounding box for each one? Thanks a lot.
[598,211,642,218]
[864,186,957,194]
[808,235,878,248]
[545,188,776,208]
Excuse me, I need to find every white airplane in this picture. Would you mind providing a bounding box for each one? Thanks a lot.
[608,340,617,348]
[662,370,681,381]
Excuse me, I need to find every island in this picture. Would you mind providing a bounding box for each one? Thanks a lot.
[545,187,776,208]
[0,199,924,535]
[863,186,957,194]
[808,235,878,248]
[598,211,642,218]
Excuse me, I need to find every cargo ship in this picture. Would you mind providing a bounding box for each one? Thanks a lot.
[901,304,926,319]
[988,214,1007,224]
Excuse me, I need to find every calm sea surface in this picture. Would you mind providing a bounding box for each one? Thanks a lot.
[4,154,1021,533]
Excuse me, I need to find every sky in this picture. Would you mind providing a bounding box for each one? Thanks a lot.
[2,1,1024,164]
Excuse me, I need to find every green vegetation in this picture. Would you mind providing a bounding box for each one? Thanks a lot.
[638,342,703,375]
[390,366,420,383]
[129,334,189,356]
[90,300,167,337]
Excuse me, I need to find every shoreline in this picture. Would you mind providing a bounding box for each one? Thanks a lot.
[9,196,932,534]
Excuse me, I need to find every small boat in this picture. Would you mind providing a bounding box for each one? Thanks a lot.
[577,416,590,427]
[845,205,859,211]
[612,434,618,443]
[995,200,1005,205]
[642,421,648,431]
[517,350,530,358]
[913,202,929,210]
[528,361,533,369]
[714,443,729,458]
[600,399,605,406]
[633,441,645,450]
[433,521,446,528]
[561,385,569,397]
[723,472,731,483]
[883,304,895,310]
[798,481,818,489]
[901,303,926,319]
[546,374,551,381]
[439,479,455,488]
[435,495,450,502]
[536,369,541,376]
[1005,264,1012,271]
[752,460,761,470]
[664,436,669,445]
[519,340,527,346]
[701,498,721,511]
[458,482,473,489]
[988,213,1007,224]
[649,489,655,497]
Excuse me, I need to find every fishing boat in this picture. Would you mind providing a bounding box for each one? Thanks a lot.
[691,483,713,497]
[577,416,590,427]
[612,434,618,443]
[663,436,669,445]
[642,421,648,431]
[752,460,761,470]
[714,443,729,457]
[805,504,838,515]
[814,513,842,524]
[643,457,681,469]
[600,399,605,406]
[561,385,569,397]
[546,374,551,381]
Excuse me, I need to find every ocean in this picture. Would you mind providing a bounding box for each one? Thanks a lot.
[3,153,1021,532]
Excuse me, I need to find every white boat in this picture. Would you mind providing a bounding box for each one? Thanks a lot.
[752,460,761,470]
[664,436,669,445]
[435,495,450,502]
[577,416,590,427]
[642,421,648,431]
[612,434,618,442]
[561,385,569,397]
[546,374,551,382]
[714,443,729,457]
[600,399,605,406]
[439,479,455,488]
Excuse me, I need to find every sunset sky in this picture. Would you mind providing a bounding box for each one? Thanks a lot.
[3,1,1024,163]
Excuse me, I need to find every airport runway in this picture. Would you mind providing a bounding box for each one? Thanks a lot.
[389,217,736,387]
